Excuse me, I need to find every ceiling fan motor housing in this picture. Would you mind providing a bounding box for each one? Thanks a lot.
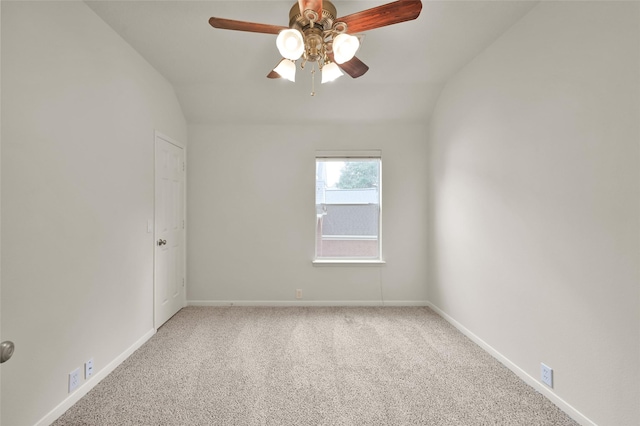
[288,0,337,29]
[287,0,344,63]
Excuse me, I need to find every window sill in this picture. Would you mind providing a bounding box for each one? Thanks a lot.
[312,259,386,265]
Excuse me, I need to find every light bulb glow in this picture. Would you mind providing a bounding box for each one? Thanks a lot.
[332,33,360,64]
[321,62,343,84]
[273,59,296,82]
[276,29,304,60]
[285,37,299,51]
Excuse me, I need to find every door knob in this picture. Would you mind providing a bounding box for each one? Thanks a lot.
[1,341,15,363]
[157,239,167,246]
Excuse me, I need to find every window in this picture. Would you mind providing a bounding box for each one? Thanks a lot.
[315,155,381,261]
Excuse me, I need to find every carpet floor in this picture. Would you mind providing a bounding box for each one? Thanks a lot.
[53,307,578,425]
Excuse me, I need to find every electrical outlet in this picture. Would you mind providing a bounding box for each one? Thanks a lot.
[85,358,94,379]
[541,363,553,388]
[69,368,81,393]
[295,289,302,299]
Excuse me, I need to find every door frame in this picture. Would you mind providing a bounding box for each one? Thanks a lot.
[153,130,187,330]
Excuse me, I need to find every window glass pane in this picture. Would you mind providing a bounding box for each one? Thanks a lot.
[315,158,381,259]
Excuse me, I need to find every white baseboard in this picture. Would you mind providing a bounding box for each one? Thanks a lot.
[426,302,596,426]
[187,300,430,307]
[35,328,156,426]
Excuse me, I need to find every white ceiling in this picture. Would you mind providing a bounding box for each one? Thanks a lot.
[85,0,538,125]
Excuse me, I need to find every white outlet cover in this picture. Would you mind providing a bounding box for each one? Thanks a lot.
[85,358,94,379]
[69,368,81,393]
[540,363,553,388]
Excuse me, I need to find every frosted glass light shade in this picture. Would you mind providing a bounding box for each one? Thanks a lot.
[276,29,304,60]
[273,59,296,82]
[332,33,360,64]
[321,62,343,84]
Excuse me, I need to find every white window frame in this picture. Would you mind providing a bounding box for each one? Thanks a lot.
[313,150,384,265]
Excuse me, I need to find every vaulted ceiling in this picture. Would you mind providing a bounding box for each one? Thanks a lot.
[86,1,537,125]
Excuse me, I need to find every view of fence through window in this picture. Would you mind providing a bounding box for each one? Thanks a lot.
[315,158,381,259]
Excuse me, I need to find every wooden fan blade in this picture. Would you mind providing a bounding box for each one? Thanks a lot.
[208,17,287,35]
[336,0,422,33]
[298,0,323,18]
[329,52,369,79]
[337,56,369,79]
[268,59,287,79]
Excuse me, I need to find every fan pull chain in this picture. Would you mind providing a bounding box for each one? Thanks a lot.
[310,64,316,97]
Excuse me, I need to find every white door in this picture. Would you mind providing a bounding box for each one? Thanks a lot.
[155,133,185,328]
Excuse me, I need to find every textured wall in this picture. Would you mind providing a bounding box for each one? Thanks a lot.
[1,2,186,424]
[429,2,639,425]
[187,123,429,305]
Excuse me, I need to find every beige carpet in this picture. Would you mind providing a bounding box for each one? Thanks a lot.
[53,307,578,425]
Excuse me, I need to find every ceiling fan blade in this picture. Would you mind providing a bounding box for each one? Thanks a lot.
[268,60,283,79]
[336,56,369,79]
[208,17,287,35]
[298,0,323,19]
[336,0,422,33]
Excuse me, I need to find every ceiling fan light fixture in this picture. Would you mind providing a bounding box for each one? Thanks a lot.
[321,62,343,84]
[276,29,304,60]
[273,59,297,82]
[209,0,425,89]
[332,33,360,64]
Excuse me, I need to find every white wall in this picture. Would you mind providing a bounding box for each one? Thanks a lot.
[187,124,428,305]
[1,2,187,425]
[429,2,639,425]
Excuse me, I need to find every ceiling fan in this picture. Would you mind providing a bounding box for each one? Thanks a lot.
[208,0,422,89]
